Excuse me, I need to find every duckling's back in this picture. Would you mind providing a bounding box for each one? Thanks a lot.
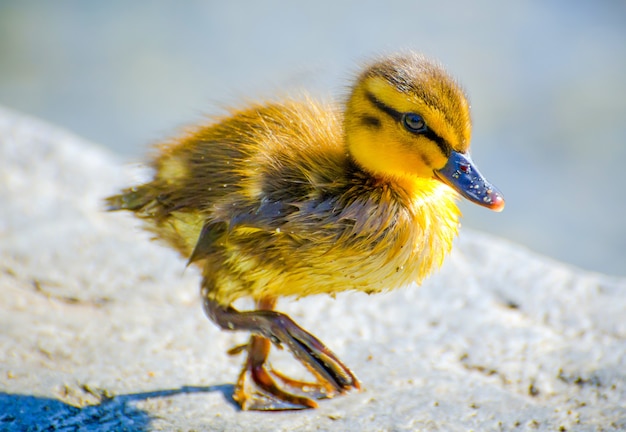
[107,98,348,259]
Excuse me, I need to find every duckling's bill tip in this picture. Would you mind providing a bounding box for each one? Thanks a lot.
[489,194,505,212]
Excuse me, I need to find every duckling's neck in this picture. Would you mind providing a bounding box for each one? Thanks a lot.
[346,151,440,203]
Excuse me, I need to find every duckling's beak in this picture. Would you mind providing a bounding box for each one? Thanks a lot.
[435,151,505,212]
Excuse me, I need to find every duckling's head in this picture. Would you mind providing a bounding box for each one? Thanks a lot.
[345,53,504,211]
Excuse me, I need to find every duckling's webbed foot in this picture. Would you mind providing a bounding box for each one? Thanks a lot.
[233,335,320,410]
[204,296,360,410]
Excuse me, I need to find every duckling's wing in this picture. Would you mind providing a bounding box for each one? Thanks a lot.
[187,220,228,265]
[187,198,298,266]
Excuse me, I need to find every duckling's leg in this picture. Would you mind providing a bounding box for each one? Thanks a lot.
[203,295,360,410]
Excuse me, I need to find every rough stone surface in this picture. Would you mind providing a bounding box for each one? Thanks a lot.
[1,106,625,431]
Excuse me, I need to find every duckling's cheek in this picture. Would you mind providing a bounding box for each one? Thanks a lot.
[349,132,437,179]
[382,143,434,179]
[424,151,448,173]
[398,140,448,178]
[402,152,435,178]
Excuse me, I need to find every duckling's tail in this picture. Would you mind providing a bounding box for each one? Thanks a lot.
[105,185,155,212]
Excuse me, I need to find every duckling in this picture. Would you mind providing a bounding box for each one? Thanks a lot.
[107,52,504,411]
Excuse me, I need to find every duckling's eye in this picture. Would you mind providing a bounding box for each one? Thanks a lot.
[402,113,427,133]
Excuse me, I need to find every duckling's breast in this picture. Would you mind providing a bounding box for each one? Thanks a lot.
[212,173,461,304]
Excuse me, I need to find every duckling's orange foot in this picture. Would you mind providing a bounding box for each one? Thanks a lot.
[235,364,316,409]
[232,335,357,411]
[205,297,360,411]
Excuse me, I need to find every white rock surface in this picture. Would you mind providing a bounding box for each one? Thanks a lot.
[0,106,624,431]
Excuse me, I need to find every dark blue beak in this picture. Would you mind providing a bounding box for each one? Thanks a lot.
[435,151,505,212]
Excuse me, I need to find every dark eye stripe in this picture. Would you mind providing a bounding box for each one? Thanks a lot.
[422,129,450,157]
[365,91,402,122]
[360,115,381,129]
[364,91,450,157]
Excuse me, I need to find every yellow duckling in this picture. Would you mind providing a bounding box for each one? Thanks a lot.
[107,52,504,411]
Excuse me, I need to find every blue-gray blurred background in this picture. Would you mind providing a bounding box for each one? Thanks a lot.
[1,1,624,276]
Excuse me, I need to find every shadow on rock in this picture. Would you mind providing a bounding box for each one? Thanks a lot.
[0,384,234,431]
